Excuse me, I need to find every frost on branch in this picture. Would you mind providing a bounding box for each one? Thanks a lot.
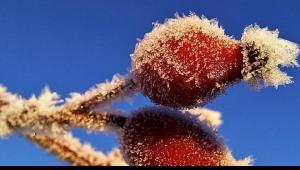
[0,85,69,136]
[0,85,26,136]
[0,75,129,137]
[0,77,130,166]
[28,133,127,166]
[241,25,300,88]
[65,74,137,111]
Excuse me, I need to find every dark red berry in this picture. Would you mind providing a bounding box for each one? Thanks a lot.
[131,15,243,108]
[120,107,226,166]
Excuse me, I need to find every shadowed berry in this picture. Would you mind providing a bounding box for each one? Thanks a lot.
[120,107,226,166]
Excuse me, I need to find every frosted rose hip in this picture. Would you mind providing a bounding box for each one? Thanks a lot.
[131,15,299,108]
[120,107,226,166]
[131,15,243,108]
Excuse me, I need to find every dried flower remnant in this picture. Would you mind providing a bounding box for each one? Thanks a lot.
[120,107,246,166]
[131,14,299,108]
[241,25,299,88]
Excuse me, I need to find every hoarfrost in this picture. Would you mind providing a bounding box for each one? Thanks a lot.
[27,86,61,115]
[29,133,128,166]
[65,74,137,110]
[241,24,299,88]
[221,149,253,166]
[0,85,25,137]
[185,107,222,127]
[0,87,65,136]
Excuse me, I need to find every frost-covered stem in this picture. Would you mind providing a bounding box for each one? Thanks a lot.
[0,80,129,136]
[4,104,127,135]
[0,75,135,165]
[66,74,137,113]
[59,109,127,131]
[26,133,127,166]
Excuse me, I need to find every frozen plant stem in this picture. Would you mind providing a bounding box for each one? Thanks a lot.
[0,75,133,136]
[2,97,127,135]
[0,76,132,166]
[27,133,127,166]
[65,74,137,113]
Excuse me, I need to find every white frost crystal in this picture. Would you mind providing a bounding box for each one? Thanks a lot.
[241,25,300,88]
[185,107,223,127]
[0,85,25,137]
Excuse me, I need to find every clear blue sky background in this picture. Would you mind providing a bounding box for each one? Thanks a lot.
[0,0,299,166]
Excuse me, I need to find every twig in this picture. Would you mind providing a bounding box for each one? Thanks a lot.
[0,74,133,136]
[65,74,137,114]
[0,76,134,166]
[27,133,127,166]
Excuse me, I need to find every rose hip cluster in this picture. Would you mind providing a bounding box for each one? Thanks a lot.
[118,14,299,166]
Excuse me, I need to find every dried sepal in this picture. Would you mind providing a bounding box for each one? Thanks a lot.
[241,24,300,88]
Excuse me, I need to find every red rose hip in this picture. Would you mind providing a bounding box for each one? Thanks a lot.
[131,15,243,108]
[131,15,299,108]
[120,107,227,166]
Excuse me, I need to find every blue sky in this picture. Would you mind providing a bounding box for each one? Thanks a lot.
[0,0,299,166]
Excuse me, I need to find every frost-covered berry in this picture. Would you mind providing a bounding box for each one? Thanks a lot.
[120,107,226,166]
[132,15,242,108]
[131,14,299,108]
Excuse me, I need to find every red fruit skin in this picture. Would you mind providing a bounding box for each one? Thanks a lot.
[132,21,243,108]
[121,107,226,166]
